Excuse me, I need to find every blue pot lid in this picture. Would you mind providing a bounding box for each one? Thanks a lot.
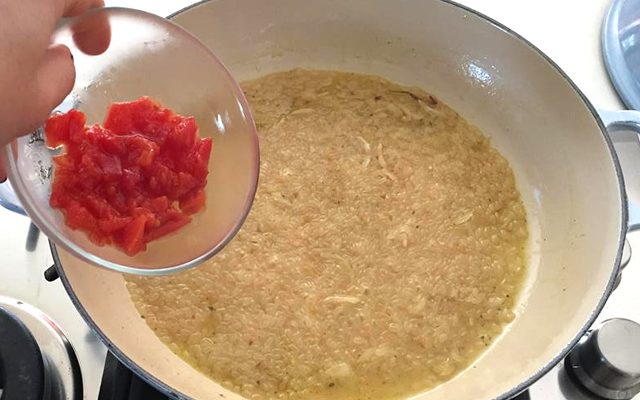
[603,0,640,110]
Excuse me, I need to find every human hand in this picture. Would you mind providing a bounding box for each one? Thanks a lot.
[0,0,111,182]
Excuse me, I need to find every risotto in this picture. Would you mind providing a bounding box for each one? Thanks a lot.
[126,70,528,400]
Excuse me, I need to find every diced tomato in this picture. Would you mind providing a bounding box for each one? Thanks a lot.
[174,172,199,198]
[84,196,117,219]
[45,110,86,147]
[126,135,159,167]
[45,97,212,256]
[103,97,157,135]
[144,214,191,242]
[64,201,98,232]
[180,189,206,215]
[121,168,143,193]
[117,215,147,256]
[167,116,198,151]
[98,216,133,234]
[104,96,175,142]
[189,138,213,180]
[146,196,169,213]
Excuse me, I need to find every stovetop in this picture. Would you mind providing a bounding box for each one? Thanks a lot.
[1,1,640,399]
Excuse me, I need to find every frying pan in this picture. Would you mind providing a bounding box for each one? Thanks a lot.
[43,0,640,398]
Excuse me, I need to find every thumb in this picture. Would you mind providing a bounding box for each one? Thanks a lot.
[28,44,76,132]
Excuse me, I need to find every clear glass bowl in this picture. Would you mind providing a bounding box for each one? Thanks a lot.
[3,7,259,275]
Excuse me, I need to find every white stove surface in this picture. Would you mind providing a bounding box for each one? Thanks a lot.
[1,1,639,399]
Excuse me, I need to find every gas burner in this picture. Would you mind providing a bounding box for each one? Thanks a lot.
[565,319,640,399]
[98,352,169,400]
[0,296,82,400]
[526,319,640,400]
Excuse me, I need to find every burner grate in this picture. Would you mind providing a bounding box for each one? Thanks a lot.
[98,352,170,400]
[0,306,45,400]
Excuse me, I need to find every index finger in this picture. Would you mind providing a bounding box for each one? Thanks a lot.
[61,0,111,56]
[61,0,105,17]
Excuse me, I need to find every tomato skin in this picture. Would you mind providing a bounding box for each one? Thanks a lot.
[46,97,211,256]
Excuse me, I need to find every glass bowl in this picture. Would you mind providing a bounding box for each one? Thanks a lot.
[3,7,259,275]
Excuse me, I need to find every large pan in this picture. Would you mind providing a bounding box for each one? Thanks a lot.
[50,0,640,399]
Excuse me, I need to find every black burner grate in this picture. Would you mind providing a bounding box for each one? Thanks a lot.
[0,306,44,400]
[98,352,170,400]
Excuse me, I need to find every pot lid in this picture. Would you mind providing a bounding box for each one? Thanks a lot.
[603,0,640,109]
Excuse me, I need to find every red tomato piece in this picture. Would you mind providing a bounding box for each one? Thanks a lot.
[45,97,212,256]
[144,215,191,242]
[45,110,86,147]
[180,189,206,215]
[98,216,133,234]
[117,215,147,256]
[147,196,170,213]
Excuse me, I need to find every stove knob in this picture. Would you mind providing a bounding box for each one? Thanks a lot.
[565,318,640,400]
